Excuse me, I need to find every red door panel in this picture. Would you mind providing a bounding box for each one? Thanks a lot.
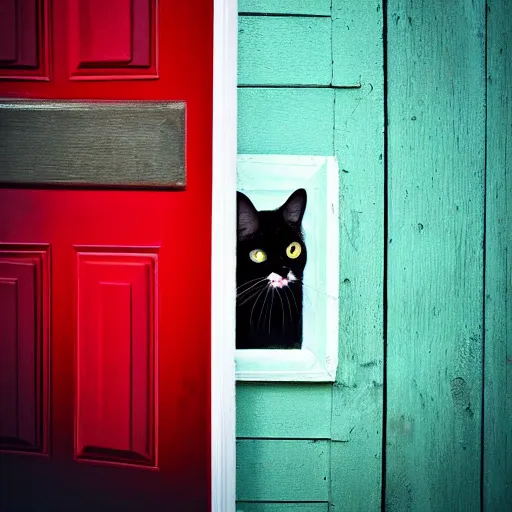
[0,0,49,80]
[69,0,157,79]
[0,1,212,510]
[76,250,157,468]
[0,247,49,455]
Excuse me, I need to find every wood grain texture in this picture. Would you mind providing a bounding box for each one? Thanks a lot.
[238,0,331,15]
[236,384,331,438]
[238,17,331,86]
[0,101,185,188]
[483,0,512,509]
[332,1,383,87]
[238,88,334,155]
[330,1,385,505]
[386,0,485,510]
[236,440,329,501]
[236,504,328,512]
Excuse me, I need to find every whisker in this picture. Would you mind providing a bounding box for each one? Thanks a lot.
[268,289,274,334]
[283,288,293,321]
[237,280,266,301]
[237,277,266,291]
[294,278,339,301]
[284,285,299,313]
[275,289,285,332]
[257,287,270,330]
[237,284,266,307]
[250,285,268,328]
[236,278,267,297]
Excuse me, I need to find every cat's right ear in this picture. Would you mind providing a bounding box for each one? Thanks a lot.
[237,192,259,240]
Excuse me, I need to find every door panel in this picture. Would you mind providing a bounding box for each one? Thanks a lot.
[69,0,157,79]
[0,1,213,510]
[0,246,49,455]
[0,0,49,80]
[76,249,157,468]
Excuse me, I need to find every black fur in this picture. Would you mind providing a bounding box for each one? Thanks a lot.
[236,189,307,349]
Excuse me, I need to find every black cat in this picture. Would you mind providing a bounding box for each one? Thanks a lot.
[236,189,307,349]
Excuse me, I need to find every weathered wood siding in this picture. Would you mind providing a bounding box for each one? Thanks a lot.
[386,0,486,509]
[236,1,511,510]
[483,0,512,510]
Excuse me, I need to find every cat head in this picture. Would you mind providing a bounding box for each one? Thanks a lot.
[236,189,307,289]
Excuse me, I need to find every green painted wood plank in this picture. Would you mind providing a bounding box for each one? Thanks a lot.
[236,383,331,438]
[332,2,383,87]
[331,4,385,512]
[238,0,331,15]
[238,17,331,86]
[236,503,328,512]
[483,0,512,509]
[236,440,329,501]
[385,1,485,510]
[331,65,385,512]
[238,88,334,155]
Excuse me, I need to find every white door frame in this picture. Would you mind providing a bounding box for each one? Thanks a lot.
[211,0,237,510]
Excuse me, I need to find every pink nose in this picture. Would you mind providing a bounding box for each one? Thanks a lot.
[268,272,288,288]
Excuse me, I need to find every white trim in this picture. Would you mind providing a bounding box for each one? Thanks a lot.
[211,0,237,510]
[236,155,340,382]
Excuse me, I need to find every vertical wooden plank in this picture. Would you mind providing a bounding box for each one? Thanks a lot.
[386,1,485,510]
[331,0,385,509]
[483,0,512,509]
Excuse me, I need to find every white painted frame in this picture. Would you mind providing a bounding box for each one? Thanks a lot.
[211,0,237,511]
[236,155,340,382]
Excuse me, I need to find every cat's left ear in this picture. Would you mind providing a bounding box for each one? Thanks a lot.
[237,191,260,240]
[281,188,307,226]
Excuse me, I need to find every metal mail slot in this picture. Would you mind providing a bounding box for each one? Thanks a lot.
[0,100,186,188]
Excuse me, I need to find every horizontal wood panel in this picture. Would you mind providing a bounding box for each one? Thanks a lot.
[236,503,328,512]
[238,0,331,15]
[238,88,334,155]
[236,440,329,501]
[332,3,383,87]
[236,383,331,438]
[238,17,331,86]
[0,101,185,188]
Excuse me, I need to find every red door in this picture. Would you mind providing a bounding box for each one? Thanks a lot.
[0,1,212,510]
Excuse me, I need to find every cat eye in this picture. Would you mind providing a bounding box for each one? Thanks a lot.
[286,242,302,259]
[249,249,267,263]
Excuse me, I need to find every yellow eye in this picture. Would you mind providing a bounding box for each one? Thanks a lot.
[249,249,267,263]
[286,242,302,259]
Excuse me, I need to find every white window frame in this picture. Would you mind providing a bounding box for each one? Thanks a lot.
[211,0,237,510]
[235,155,340,382]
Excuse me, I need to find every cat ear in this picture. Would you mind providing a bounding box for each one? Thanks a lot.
[237,192,259,240]
[281,188,307,226]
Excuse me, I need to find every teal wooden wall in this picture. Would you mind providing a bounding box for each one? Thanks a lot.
[236,1,511,510]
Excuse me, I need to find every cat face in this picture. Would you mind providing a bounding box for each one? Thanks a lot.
[236,189,307,293]
[236,189,307,349]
